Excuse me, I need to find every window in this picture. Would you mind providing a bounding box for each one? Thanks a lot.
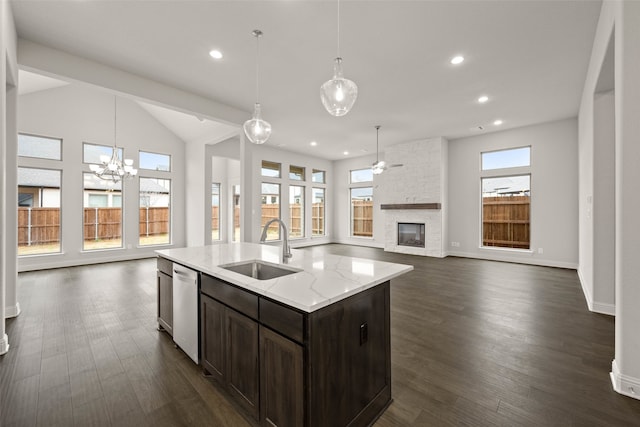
[139,151,171,171]
[18,133,62,160]
[233,185,241,242]
[312,188,325,236]
[212,183,221,241]
[83,142,123,164]
[289,165,305,181]
[350,187,373,237]
[261,160,281,178]
[481,146,530,170]
[139,178,171,246]
[17,167,62,255]
[482,171,530,249]
[289,186,304,238]
[350,168,374,183]
[83,172,122,250]
[312,169,325,184]
[261,183,280,241]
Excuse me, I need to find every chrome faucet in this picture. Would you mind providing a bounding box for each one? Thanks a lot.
[260,218,292,262]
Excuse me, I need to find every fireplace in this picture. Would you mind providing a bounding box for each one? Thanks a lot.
[397,223,426,248]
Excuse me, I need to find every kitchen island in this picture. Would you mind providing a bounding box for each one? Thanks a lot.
[156,243,413,427]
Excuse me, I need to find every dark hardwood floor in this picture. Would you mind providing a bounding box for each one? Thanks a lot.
[2,244,640,426]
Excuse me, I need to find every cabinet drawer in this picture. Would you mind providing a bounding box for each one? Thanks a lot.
[260,297,305,343]
[157,257,173,276]
[201,274,259,320]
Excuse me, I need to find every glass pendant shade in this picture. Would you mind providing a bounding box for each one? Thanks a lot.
[243,103,272,145]
[372,160,386,175]
[320,58,358,117]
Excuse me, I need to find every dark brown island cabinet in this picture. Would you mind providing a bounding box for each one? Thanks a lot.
[199,271,392,427]
[156,257,173,336]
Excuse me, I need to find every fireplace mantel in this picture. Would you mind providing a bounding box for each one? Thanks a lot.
[380,203,441,210]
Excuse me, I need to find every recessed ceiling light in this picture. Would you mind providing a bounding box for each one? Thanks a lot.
[493,119,503,126]
[478,95,489,103]
[343,151,349,155]
[310,141,317,146]
[209,49,223,60]
[450,55,464,65]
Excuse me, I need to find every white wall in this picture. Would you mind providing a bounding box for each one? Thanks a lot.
[592,90,615,313]
[1,0,19,354]
[17,84,186,271]
[248,144,333,247]
[209,137,240,244]
[448,118,579,268]
[579,0,640,400]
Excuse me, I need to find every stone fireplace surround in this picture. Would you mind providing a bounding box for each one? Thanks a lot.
[384,208,443,257]
[377,137,447,258]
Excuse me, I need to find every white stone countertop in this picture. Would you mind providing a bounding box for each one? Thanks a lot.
[156,243,413,313]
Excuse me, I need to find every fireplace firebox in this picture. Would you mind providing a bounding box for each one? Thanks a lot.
[398,223,426,248]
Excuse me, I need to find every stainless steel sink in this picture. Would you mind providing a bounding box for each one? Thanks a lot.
[219,260,301,280]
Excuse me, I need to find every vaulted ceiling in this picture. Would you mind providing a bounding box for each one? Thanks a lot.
[11,0,601,159]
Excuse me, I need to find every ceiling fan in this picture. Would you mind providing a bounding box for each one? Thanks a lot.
[371,125,402,174]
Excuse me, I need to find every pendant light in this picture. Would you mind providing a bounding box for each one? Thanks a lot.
[320,0,358,117]
[372,125,386,175]
[89,96,138,183]
[243,29,272,145]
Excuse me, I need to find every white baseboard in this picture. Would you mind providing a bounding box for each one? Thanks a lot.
[332,239,385,249]
[5,302,21,318]
[611,360,640,400]
[447,249,578,269]
[592,301,615,316]
[577,269,615,316]
[577,268,594,311]
[0,334,9,355]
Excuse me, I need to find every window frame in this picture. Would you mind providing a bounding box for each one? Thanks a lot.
[139,150,172,172]
[138,177,172,247]
[17,166,63,256]
[311,187,326,237]
[82,142,124,165]
[289,185,305,239]
[211,182,221,241]
[480,147,532,251]
[261,160,281,178]
[82,171,124,251]
[18,133,63,161]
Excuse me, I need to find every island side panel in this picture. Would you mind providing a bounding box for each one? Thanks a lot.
[308,281,391,427]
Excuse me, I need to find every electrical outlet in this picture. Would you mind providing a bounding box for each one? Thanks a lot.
[451,242,460,247]
[538,248,543,254]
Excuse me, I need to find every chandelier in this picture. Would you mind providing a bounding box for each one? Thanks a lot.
[89,97,137,183]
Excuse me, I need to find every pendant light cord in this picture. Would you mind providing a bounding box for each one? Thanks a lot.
[376,125,380,162]
[337,0,341,58]
[114,96,117,151]
[253,30,262,104]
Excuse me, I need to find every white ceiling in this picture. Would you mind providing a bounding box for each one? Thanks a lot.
[10,0,601,160]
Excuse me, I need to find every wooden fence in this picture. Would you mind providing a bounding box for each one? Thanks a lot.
[18,207,60,246]
[18,207,169,246]
[259,204,325,237]
[352,200,373,237]
[482,195,530,249]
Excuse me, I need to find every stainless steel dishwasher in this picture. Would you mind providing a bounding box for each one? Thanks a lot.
[172,264,199,364]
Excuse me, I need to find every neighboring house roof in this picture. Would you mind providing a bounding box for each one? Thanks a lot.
[262,183,280,195]
[18,168,168,194]
[18,168,60,188]
[482,176,530,194]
